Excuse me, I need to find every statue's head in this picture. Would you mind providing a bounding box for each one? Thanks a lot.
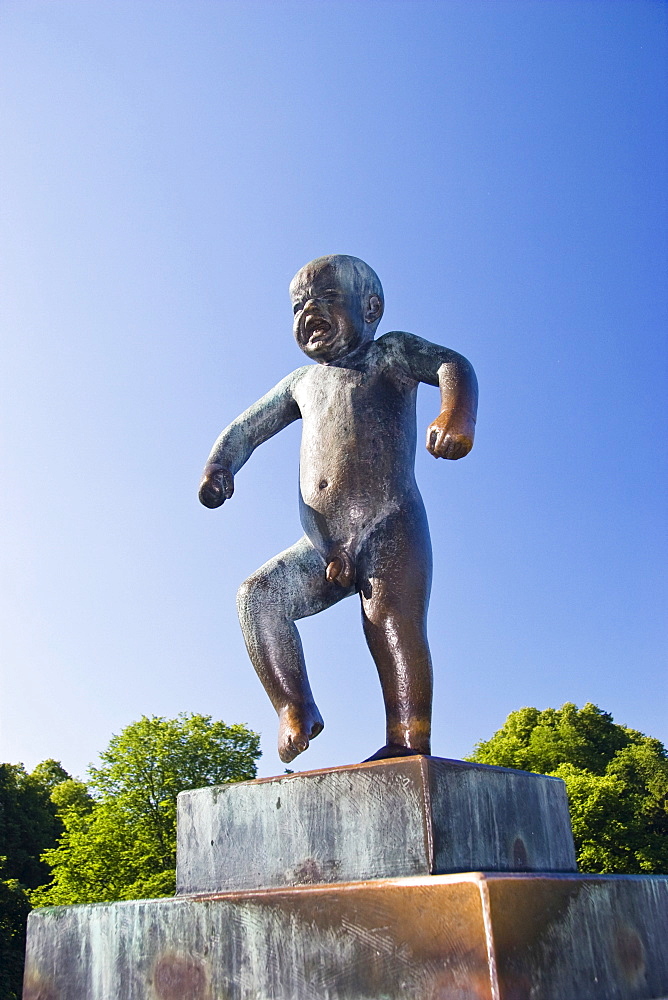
[290,255,384,363]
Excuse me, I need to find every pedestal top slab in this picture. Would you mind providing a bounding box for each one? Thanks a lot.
[176,755,577,894]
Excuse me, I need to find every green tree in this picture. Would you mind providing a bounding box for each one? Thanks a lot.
[468,703,668,874]
[32,713,261,907]
[0,867,31,1000]
[0,758,71,1000]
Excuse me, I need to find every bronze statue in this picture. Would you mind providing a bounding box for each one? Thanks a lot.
[199,255,478,764]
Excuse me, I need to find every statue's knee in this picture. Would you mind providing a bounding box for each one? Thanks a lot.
[236,573,270,622]
[236,577,257,620]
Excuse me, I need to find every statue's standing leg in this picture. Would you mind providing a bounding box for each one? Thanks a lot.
[358,506,433,760]
[237,535,352,763]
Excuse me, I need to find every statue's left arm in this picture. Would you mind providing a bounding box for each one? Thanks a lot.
[384,331,478,460]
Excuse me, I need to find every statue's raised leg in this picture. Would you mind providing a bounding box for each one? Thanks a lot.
[237,535,352,762]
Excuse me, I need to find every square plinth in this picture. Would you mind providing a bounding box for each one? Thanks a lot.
[176,756,576,894]
[24,873,668,1000]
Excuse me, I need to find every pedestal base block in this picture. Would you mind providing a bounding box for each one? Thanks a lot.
[25,873,668,1000]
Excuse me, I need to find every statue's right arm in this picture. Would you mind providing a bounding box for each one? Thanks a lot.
[198,369,304,508]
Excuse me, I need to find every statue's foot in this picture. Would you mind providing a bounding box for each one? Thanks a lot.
[363,743,429,763]
[278,704,324,763]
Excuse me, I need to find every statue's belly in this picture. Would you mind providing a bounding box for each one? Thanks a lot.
[298,432,413,557]
[295,362,417,555]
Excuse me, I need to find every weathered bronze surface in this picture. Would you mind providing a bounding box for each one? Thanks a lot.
[176,756,576,894]
[199,255,478,763]
[24,873,668,1000]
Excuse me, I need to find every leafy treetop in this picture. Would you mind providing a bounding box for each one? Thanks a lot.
[32,713,261,907]
[0,759,73,1000]
[468,702,668,874]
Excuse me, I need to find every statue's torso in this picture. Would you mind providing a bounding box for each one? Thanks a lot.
[292,339,423,557]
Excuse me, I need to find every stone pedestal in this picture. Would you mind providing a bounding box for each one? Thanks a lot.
[177,756,576,893]
[25,872,668,1000]
[24,757,668,1000]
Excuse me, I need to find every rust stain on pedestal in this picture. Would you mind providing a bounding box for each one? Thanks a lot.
[152,953,211,1000]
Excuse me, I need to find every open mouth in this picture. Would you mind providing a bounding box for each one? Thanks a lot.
[304,315,332,344]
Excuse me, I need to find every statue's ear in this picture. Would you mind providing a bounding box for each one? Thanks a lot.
[365,294,383,325]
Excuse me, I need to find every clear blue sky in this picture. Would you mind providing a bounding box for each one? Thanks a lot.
[1,1,666,780]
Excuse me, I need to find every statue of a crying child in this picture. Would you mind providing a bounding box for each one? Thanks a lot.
[199,255,478,764]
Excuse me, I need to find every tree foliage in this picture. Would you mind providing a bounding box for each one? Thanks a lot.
[32,714,261,907]
[0,759,71,1000]
[0,869,31,1000]
[468,702,668,873]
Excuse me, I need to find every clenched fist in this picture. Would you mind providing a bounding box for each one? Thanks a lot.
[198,463,235,508]
[426,412,475,460]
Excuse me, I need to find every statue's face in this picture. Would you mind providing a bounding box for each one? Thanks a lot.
[290,262,371,363]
